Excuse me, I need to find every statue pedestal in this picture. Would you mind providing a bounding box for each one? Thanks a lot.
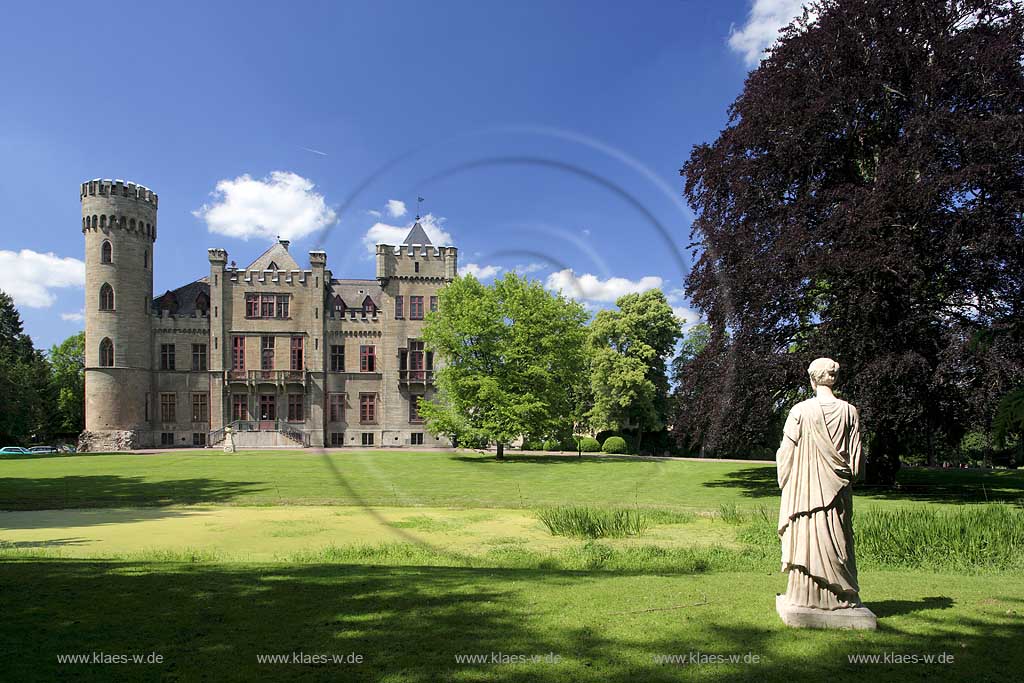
[776,595,877,630]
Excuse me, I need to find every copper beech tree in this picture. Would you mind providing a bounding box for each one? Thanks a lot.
[675,0,1024,483]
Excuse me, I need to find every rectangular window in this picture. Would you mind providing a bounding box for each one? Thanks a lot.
[411,432,424,445]
[287,393,304,422]
[410,296,424,320]
[232,336,245,370]
[330,432,344,446]
[192,343,207,371]
[232,394,248,421]
[260,295,275,318]
[191,393,209,422]
[394,295,404,319]
[160,344,175,370]
[329,393,345,422]
[409,340,425,380]
[161,432,174,446]
[261,336,275,370]
[277,295,290,319]
[192,432,206,447]
[160,392,176,422]
[259,394,276,420]
[330,345,345,372]
[246,294,259,318]
[409,394,423,423]
[359,393,376,424]
[361,432,375,446]
[290,336,304,370]
[359,345,376,372]
[429,296,438,312]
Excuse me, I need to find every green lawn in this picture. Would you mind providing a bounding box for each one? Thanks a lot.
[2,449,1021,511]
[2,450,1022,682]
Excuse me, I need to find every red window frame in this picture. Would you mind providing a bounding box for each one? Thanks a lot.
[429,296,438,312]
[232,336,245,370]
[409,394,423,423]
[409,296,424,320]
[359,345,376,372]
[287,393,304,422]
[359,393,376,424]
[261,336,275,370]
[290,336,303,371]
[232,394,248,421]
[329,393,345,422]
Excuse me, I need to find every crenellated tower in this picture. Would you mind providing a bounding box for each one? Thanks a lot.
[80,179,157,449]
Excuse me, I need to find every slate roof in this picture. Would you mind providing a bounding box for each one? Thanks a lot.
[153,277,210,315]
[329,278,382,311]
[245,241,301,271]
[402,221,432,245]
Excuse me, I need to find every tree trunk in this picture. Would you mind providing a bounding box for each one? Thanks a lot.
[636,428,643,454]
[496,443,505,460]
[865,430,900,487]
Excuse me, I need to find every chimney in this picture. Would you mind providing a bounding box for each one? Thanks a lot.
[279,238,291,250]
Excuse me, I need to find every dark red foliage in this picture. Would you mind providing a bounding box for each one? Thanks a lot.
[674,0,1024,483]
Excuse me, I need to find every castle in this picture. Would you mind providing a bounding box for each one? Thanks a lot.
[78,178,456,451]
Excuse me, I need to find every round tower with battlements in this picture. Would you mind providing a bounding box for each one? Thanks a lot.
[79,179,157,451]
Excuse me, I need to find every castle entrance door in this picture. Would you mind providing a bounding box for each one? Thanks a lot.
[259,394,276,430]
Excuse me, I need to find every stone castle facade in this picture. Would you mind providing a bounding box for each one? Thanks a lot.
[78,178,456,451]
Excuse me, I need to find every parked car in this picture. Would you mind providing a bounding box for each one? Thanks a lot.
[29,446,59,454]
[1,446,31,455]
[59,444,77,454]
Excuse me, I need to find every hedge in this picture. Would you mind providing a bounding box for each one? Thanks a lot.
[601,436,628,454]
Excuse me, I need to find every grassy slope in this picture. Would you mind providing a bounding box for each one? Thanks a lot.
[1,560,1019,682]
[2,450,1022,511]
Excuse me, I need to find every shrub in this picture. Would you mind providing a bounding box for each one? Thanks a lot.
[578,436,601,452]
[602,436,628,454]
[520,439,543,451]
[536,506,648,538]
[542,439,562,452]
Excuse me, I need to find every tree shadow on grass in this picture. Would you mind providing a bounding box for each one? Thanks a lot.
[702,465,1024,505]
[449,454,648,465]
[0,475,267,512]
[870,596,955,618]
[0,561,1019,683]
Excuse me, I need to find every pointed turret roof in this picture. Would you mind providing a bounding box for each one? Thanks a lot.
[402,221,432,245]
[245,239,301,271]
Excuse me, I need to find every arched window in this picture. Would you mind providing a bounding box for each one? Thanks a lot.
[130,218,136,229]
[92,215,98,228]
[143,249,149,268]
[99,338,114,367]
[100,215,107,228]
[101,240,113,264]
[119,216,126,228]
[99,283,114,311]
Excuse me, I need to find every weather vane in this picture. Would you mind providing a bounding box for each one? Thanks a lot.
[416,196,425,220]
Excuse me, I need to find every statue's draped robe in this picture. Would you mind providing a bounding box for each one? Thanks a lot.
[776,397,863,609]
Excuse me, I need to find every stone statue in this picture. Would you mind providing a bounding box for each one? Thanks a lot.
[775,358,876,629]
[223,426,236,454]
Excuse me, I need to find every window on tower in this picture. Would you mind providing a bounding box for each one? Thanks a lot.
[99,338,114,367]
[99,283,115,311]
[410,296,424,320]
[101,240,112,264]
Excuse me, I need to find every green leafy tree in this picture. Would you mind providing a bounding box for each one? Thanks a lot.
[0,291,54,444]
[49,331,85,434]
[419,273,589,459]
[588,290,682,451]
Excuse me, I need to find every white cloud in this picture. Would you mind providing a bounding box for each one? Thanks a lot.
[582,228,591,236]
[728,0,811,66]
[672,306,703,331]
[0,249,85,308]
[61,310,85,322]
[459,263,503,280]
[545,269,663,304]
[367,209,382,218]
[361,213,455,256]
[386,199,407,218]
[193,171,337,241]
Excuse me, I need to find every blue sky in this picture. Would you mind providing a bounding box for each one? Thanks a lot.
[0,0,805,350]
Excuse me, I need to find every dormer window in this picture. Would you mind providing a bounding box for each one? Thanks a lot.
[268,261,279,271]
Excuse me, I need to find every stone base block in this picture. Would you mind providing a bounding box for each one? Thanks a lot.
[776,594,877,630]
[77,430,139,453]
